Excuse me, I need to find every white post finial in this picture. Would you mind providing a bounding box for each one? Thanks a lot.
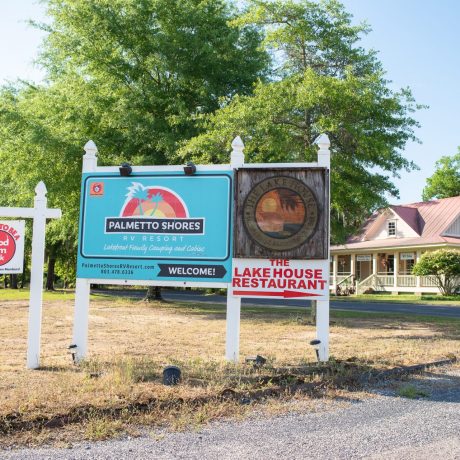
[314,133,330,168]
[231,136,245,168]
[34,181,47,198]
[84,140,98,156]
[83,140,98,172]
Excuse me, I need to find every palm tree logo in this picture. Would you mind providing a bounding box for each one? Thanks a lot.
[126,182,163,216]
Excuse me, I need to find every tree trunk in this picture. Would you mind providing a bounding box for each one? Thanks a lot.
[10,274,18,289]
[144,286,163,301]
[3,276,8,289]
[46,254,56,291]
[310,300,317,324]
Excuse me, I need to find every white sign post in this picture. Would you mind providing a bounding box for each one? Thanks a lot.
[0,182,62,369]
[72,136,331,365]
[226,135,331,363]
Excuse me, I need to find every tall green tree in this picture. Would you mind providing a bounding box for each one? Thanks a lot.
[422,150,460,201]
[179,0,421,242]
[0,0,268,286]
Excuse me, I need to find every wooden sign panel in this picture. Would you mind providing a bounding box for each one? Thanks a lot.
[234,168,328,259]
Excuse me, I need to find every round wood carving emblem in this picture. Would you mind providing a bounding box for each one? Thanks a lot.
[242,176,319,251]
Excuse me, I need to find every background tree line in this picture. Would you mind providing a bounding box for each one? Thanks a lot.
[0,0,421,290]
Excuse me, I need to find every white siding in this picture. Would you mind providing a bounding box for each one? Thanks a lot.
[372,212,419,240]
[444,215,460,237]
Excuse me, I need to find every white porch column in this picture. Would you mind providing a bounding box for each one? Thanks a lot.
[372,253,378,290]
[332,254,338,287]
[416,250,422,290]
[393,252,399,292]
[350,254,355,278]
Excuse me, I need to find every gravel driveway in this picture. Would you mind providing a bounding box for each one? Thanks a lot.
[3,366,460,460]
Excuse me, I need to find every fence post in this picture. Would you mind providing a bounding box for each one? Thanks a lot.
[26,182,48,369]
[72,140,98,362]
[226,136,244,362]
[315,134,330,361]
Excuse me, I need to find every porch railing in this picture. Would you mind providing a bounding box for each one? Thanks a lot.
[397,275,417,287]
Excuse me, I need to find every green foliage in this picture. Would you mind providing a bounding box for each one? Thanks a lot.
[180,0,421,242]
[412,250,460,295]
[397,384,429,399]
[0,0,268,282]
[422,150,460,201]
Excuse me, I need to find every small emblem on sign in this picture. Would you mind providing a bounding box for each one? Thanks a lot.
[90,182,104,196]
[243,176,319,251]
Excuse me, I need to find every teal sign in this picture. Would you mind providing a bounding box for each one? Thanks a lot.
[77,171,233,282]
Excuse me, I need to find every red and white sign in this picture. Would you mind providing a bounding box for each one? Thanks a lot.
[0,221,25,274]
[231,258,329,300]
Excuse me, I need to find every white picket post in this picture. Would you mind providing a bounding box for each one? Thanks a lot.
[225,290,241,362]
[225,136,245,362]
[72,140,98,362]
[231,136,245,168]
[26,182,49,369]
[314,134,331,361]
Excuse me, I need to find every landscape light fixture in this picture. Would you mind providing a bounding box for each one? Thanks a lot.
[119,162,133,177]
[245,354,267,367]
[183,161,196,176]
[68,343,78,364]
[309,339,321,362]
[163,365,181,386]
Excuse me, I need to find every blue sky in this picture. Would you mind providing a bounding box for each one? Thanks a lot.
[1,0,459,205]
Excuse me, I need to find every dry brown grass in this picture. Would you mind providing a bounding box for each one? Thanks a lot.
[0,296,459,445]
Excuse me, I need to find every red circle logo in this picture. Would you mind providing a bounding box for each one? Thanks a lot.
[0,230,16,266]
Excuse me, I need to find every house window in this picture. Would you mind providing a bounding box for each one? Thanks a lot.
[399,252,415,275]
[388,220,396,236]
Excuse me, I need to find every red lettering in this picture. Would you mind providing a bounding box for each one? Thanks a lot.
[307,280,318,289]
[262,268,271,277]
[273,268,283,277]
[232,278,241,287]
[251,278,259,288]
[267,279,277,288]
[242,278,250,287]
[285,269,293,278]
[314,269,322,279]
[304,269,313,279]
[288,279,296,289]
[243,268,251,277]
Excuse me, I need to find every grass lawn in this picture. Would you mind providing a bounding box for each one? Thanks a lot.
[333,293,460,305]
[0,294,459,445]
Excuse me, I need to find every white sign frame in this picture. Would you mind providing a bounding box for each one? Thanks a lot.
[73,136,331,364]
[0,184,61,369]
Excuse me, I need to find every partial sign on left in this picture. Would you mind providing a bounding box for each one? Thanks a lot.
[0,220,25,274]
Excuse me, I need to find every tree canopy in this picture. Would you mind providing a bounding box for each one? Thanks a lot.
[179,0,421,242]
[0,0,422,284]
[0,0,268,286]
[422,150,460,201]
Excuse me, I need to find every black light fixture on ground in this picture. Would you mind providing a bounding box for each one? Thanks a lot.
[309,339,321,362]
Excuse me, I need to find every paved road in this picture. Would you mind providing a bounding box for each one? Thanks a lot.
[4,367,460,459]
[93,289,460,318]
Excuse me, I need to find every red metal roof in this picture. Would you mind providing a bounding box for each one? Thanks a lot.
[332,196,460,252]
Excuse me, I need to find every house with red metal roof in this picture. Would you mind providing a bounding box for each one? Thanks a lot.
[330,196,460,294]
